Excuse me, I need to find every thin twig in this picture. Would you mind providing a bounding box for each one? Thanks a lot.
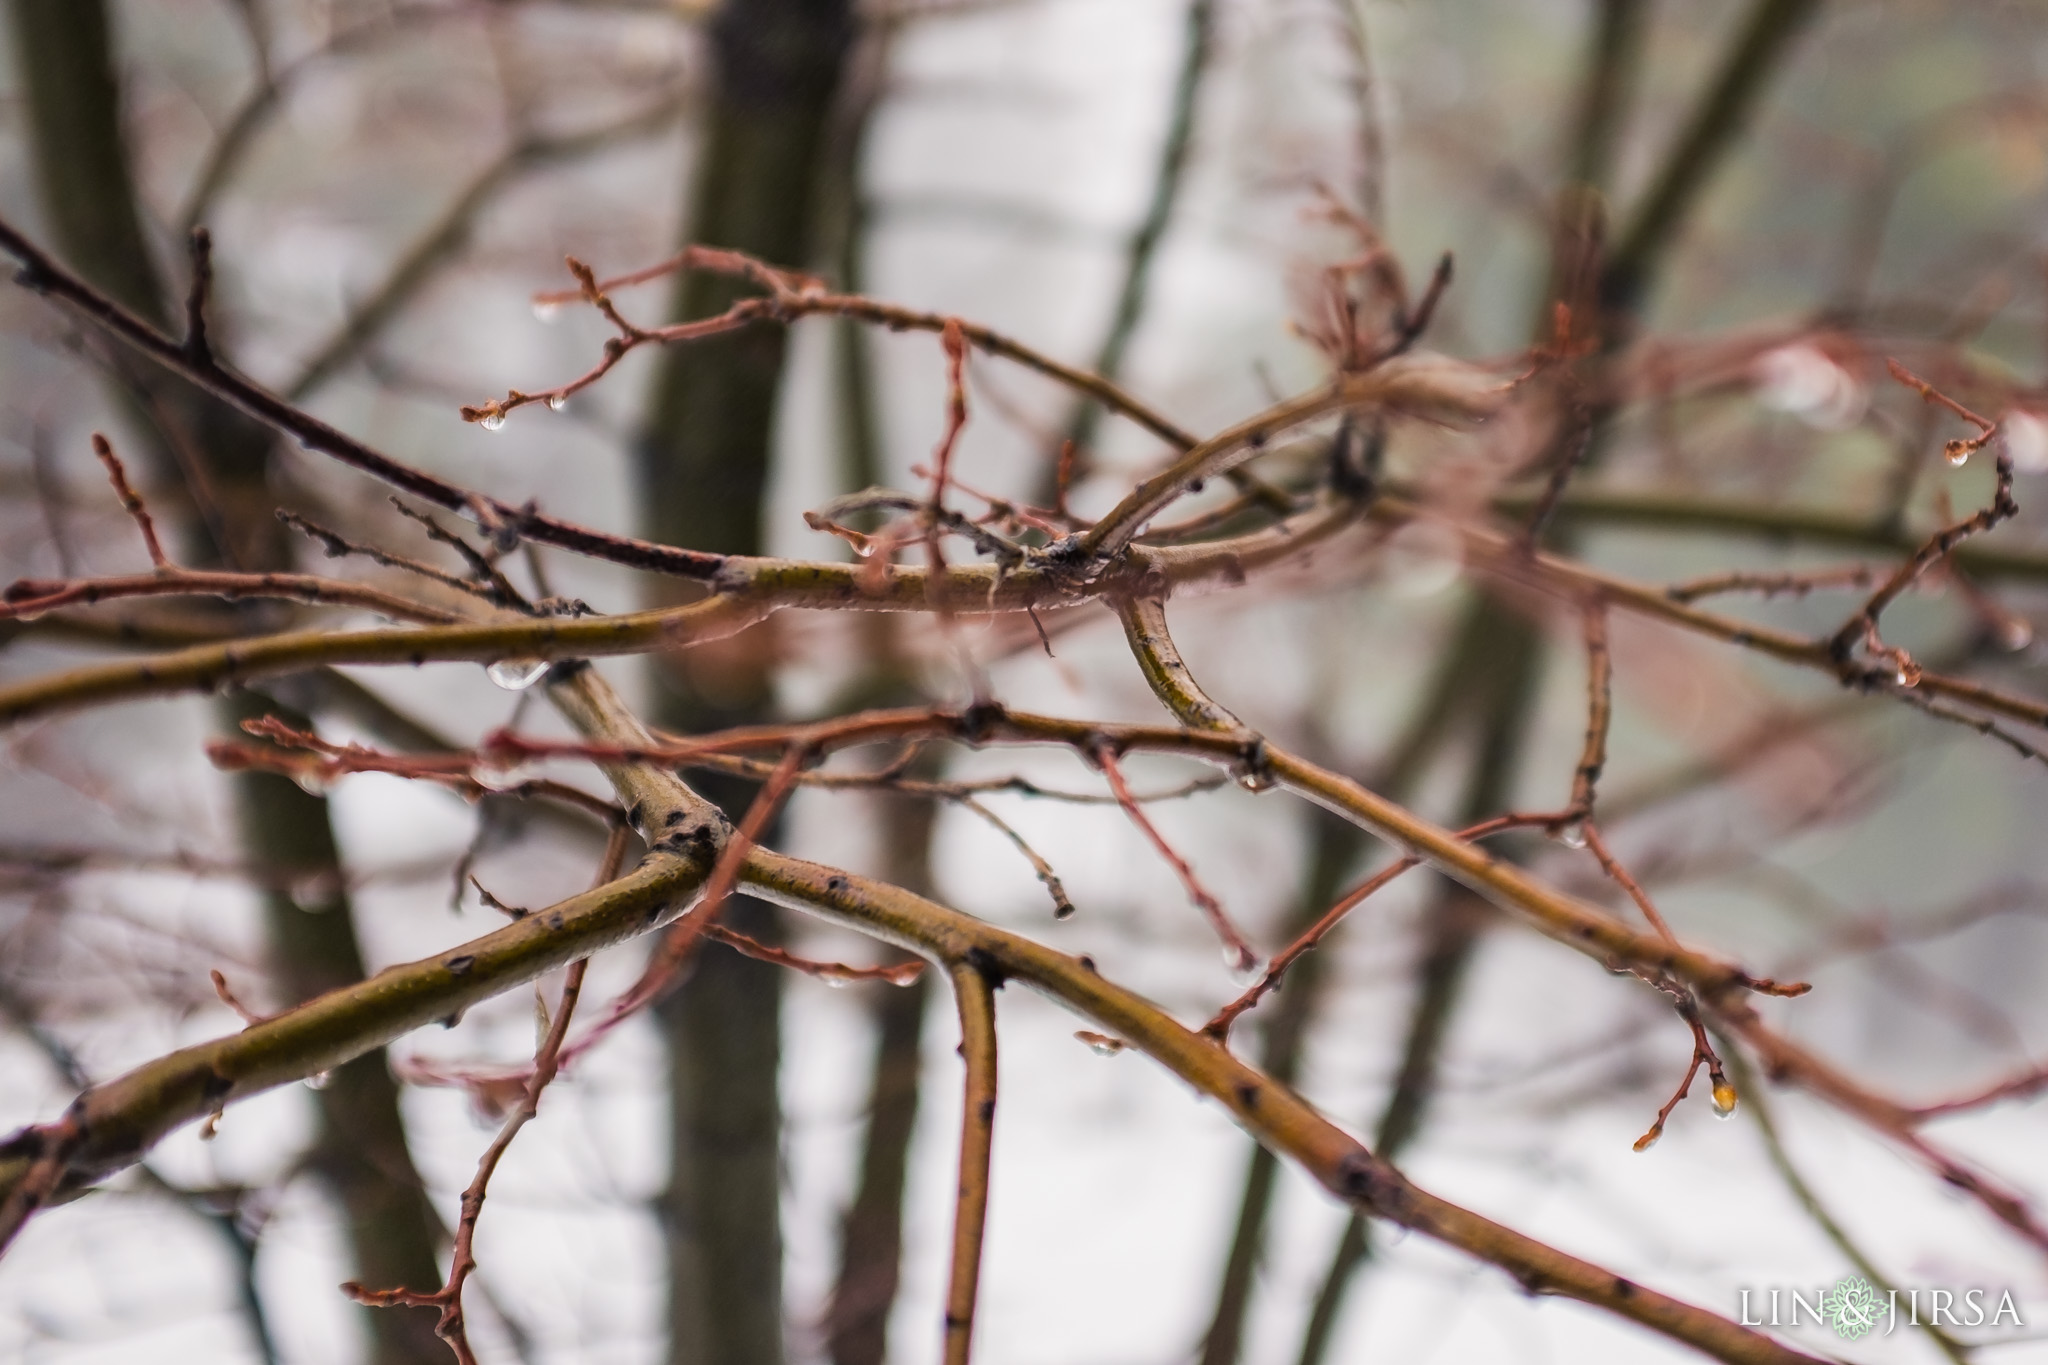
[182,228,215,368]
[1203,811,1551,1039]
[1093,740,1256,973]
[1665,563,1880,604]
[1632,987,1733,1151]
[90,434,168,568]
[559,745,809,1065]
[1568,598,1611,820]
[343,826,629,1363]
[1827,360,2015,679]
[704,924,926,986]
[956,797,1074,919]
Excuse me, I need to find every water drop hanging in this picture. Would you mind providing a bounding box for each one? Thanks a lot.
[1075,1030,1126,1057]
[547,394,568,412]
[473,760,533,793]
[479,412,506,432]
[487,658,549,691]
[1712,1081,1739,1118]
[1225,945,1263,983]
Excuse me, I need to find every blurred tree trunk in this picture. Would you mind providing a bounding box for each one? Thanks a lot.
[810,25,942,1358]
[635,4,854,1364]
[5,5,446,1362]
[824,784,934,1365]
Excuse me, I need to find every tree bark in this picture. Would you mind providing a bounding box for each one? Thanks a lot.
[6,5,445,1360]
[634,4,855,1363]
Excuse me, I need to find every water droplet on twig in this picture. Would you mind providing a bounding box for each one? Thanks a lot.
[487,658,548,691]
[289,870,340,911]
[1712,1081,1739,1118]
[547,394,568,412]
[472,760,534,793]
[1075,1030,1126,1057]
[1554,819,1587,850]
[479,412,506,432]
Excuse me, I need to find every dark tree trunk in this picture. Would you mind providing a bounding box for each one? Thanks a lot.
[634,4,855,1363]
[6,5,446,1360]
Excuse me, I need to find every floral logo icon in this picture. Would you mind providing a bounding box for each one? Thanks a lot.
[1825,1275,1885,1340]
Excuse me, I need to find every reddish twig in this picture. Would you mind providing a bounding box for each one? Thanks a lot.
[479,248,1197,454]
[1203,811,1552,1039]
[90,434,168,569]
[343,827,629,1362]
[1665,564,1881,604]
[1633,989,1735,1151]
[209,969,265,1026]
[703,924,925,986]
[1092,740,1256,972]
[1911,1062,2048,1121]
[1568,599,1612,822]
[1581,822,1680,945]
[1827,361,2016,681]
[560,746,810,1065]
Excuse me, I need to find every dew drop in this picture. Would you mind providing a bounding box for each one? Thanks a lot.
[1893,665,1921,689]
[1945,441,1971,468]
[294,769,331,797]
[1554,819,1587,850]
[532,299,562,324]
[304,1070,333,1091]
[822,975,851,989]
[1712,1081,1739,1118]
[2000,617,2034,652]
[1075,1030,1126,1057]
[1236,769,1277,794]
[487,658,549,691]
[479,412,506,433]
[547,394,568,413]
[472,760,534,793]
[289,870,340,912]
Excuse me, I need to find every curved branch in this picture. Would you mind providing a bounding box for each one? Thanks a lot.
[738,849,1824,1365]
[942,960,997,1365]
